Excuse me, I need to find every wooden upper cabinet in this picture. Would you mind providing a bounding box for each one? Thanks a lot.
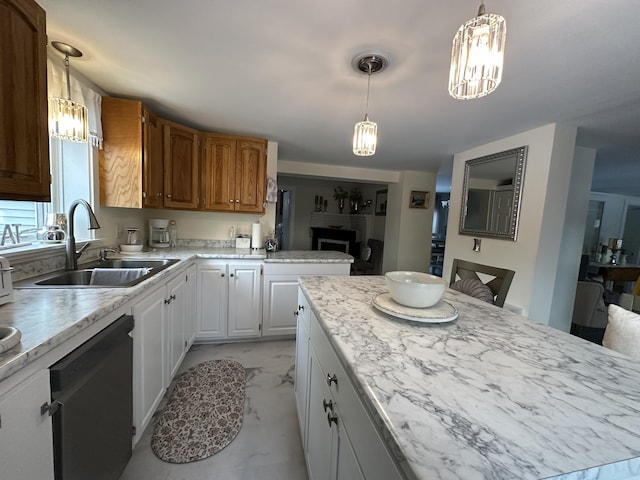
[163,121,199,210]
[99,97,163,208]
[201,136,236,212]
[236,139,266,213]
[201,134,266,214]
[0,0,50,201]
[142,110,163,208]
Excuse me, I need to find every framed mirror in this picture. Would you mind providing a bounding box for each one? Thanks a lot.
[459,146,527,240]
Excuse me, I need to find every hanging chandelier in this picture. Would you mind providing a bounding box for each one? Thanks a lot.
[352,54,387,156]
[48,41,88,143]
[448,1,506,100]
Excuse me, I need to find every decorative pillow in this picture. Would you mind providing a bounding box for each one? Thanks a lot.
[450,278,495,304]
[602,304,640,361]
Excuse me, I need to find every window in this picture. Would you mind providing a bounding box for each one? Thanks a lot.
[0,57,102,253]
[0,138,96,251]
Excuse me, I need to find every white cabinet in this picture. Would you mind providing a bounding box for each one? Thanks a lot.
[262,262,351,337]
[197,262,228,339]
[166,272,186,382]
[132,267,189,445]
[294,290,311,449]
[0,370,54,480]
[228,262,262,337]
[299,288,403,480]
[132,283,166,445]
[196,260,262,341]
[184,263,198,348]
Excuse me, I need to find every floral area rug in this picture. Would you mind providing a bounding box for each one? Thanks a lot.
[151,359,246,463]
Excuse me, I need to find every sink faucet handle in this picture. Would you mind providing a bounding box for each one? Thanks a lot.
[98,248,117,261]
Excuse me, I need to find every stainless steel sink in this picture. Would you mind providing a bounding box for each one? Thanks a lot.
[15,258,180,289]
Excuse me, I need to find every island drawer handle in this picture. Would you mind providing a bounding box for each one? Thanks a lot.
[327,412,338,427]
[323,399,334,412]
[326,374,338,387]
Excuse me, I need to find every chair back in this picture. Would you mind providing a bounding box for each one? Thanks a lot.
[572,281,607,328]
[449,258,515,307]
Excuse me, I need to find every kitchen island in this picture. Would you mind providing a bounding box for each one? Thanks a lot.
[299,275,640,480]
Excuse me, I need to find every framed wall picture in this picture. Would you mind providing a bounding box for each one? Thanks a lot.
[375,189,387,216]
[409,190,429,209]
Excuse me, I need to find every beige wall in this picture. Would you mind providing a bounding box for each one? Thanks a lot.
[443,123,594,330]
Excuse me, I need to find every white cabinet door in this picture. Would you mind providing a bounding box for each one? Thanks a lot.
[261,263,351,338]
[184,263,198,348]
[306,349,338,480]
[197,263,228,339]
[0,370,54,480]
[227,263,262,337]
[336,430,365,480]
[132,284,166,445]
[263,274,299,336]
[166,273,186,384]
[294,290,311,450]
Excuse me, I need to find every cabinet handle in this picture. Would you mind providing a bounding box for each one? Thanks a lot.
[156,192,162,197]
[298,305,305,312]
[294,309,299,317]
[167,194,172,199]
[235,199,240,203]
[326,374,338,387]
[164,297,171,305]
[170,294,176,301]
[229,199,234,203]
[322,399,334,412]
[230,273,234,277]
[41,401,59,416]
[327,412,338,427]
[221,273,225,277]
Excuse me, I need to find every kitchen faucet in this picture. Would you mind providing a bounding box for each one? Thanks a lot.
[65,199,101,270]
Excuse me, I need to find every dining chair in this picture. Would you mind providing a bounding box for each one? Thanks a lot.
[449,258,515,308]
[602,304,640,361]
[570,281,608,344]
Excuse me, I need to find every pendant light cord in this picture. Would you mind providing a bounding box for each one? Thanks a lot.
[64,54,72,101]
[365,62,372,116]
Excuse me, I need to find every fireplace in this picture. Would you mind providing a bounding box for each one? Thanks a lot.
[311,227,357,255]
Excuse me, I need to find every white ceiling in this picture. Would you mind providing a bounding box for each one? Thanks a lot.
[38,0,640,194]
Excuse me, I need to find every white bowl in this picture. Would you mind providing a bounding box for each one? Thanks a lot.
[120,244,143,253]
[385,271,446,308]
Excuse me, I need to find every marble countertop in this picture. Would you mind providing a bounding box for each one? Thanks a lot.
[0,248,351,385]
[299,275,640,480]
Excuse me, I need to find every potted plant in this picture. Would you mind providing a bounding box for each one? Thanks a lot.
[349,187,363,213]
[333,186,348,213]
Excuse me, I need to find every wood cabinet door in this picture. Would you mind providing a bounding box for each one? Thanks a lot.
[0,0,50,201]
[99,97,144,207]
[236,139,266,213]
[201,135,236,211]
[142,110,164,208]
[163,122,199,209]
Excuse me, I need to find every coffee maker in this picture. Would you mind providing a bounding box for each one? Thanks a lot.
[149,219,170,248]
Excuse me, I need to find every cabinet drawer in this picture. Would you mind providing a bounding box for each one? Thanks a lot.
[310,314,402,480]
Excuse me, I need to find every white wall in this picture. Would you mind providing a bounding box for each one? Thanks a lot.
[278,160,437,272]
[444,124,590,328]
[383,171,437,273]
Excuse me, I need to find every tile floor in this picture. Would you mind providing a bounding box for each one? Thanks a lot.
[119,339,309,480]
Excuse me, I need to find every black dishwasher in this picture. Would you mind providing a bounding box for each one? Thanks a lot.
[49,314,134,480]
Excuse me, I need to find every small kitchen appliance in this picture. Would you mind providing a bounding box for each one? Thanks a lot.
[0,256,14,306]
[149,219,170,248]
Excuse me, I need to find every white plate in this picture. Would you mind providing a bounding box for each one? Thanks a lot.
[372,292,458,323]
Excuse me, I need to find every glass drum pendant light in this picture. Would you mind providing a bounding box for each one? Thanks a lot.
[49,41,88,143]
[352,54,387,156]
[448,1,506,100]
